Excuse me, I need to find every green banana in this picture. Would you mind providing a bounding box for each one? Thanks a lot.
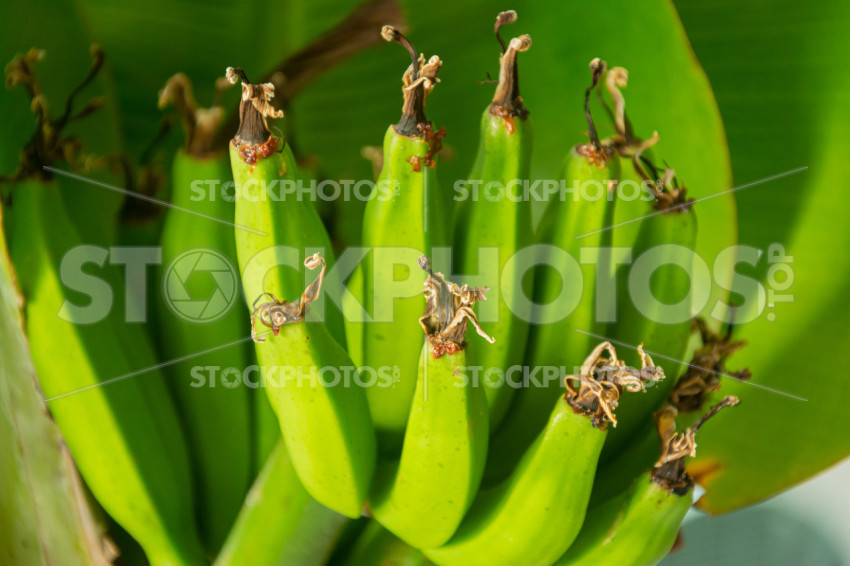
[342,520,431,566]
[667,318,750,426]
[454,11,533,428]
[11,184,206,566]
[485,60,622,483]
[227,69,376,517]
[588,418,658,508]
[531,62,622,375]
[155,73,252,553]
[246,253,376,518]
[426,342,662,566]
[603,161,698,456]
[215,441,347,566]
[350,26,449,447]
[556,397,739,566]
[4,55,206,566]
[226,67,349,469]
[370,257,491,549]
[226,67,346,345]
[591,319,749,507]
[556,474,690,566]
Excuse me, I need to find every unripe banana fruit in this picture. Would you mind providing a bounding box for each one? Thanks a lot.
[4,56,206,566]
[427,342,663,566]
[556,397,739,566]
[487,59,622,484]
[454,12,533,428]
[156,73,252,553]
[351,27,449,448]
[370,257,491,549]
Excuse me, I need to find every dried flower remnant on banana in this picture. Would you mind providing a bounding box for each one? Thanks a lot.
[225,66,284,165]
[489,10,531,130]
[669,319,751,413]
[575,58,616,168]
[652,396,740,495]
[634,154,695,212]
[250,253,328,343]
[381,25,446,169]
[593,60,693,215]
[158,73,230,159]
[418,255,494,359]
[564,342,665,429]
[582,60,657,170]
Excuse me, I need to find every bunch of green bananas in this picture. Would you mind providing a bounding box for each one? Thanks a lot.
[1,9,751,566]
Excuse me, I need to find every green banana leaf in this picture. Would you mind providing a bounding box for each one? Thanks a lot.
[675,0,850,514]
[0,204,110,566]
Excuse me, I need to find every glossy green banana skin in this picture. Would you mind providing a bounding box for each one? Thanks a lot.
[534,150,621,363]
[230,142,346,345]
[484,151,620,484]
[256,319,376,518]
[343,520,430,566]
[231,143,376,518]
[343,264,365,367]
[157,150,252,553]
[426,399,605,566]
[555,474,691,566]
[602,209,697,456]
[357,126,448,445]
[230,141,346,467]
[371,344,488,549]
[455,110,533,428]
[216,441,347,566]
[11,182,206,566]
[589,419,659,508]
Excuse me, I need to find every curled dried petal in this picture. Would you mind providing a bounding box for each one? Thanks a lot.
[418,256,492,357]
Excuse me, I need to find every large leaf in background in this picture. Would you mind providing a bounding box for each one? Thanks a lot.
[674,0,850,513]
[0,205,110,565]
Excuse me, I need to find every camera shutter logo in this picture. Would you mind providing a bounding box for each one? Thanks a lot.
[164,249,239,322]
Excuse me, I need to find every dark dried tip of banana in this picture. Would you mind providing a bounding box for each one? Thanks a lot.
[490,34,531,119]
[159,73,226,159]
[382,25,442,137]
[565,341,663,430]
[651,166,695,213]
[583,58,607,149]
[225,66,284,147]
[651,396,739,495]
[418,255,492,358]
[669,320,750,414]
